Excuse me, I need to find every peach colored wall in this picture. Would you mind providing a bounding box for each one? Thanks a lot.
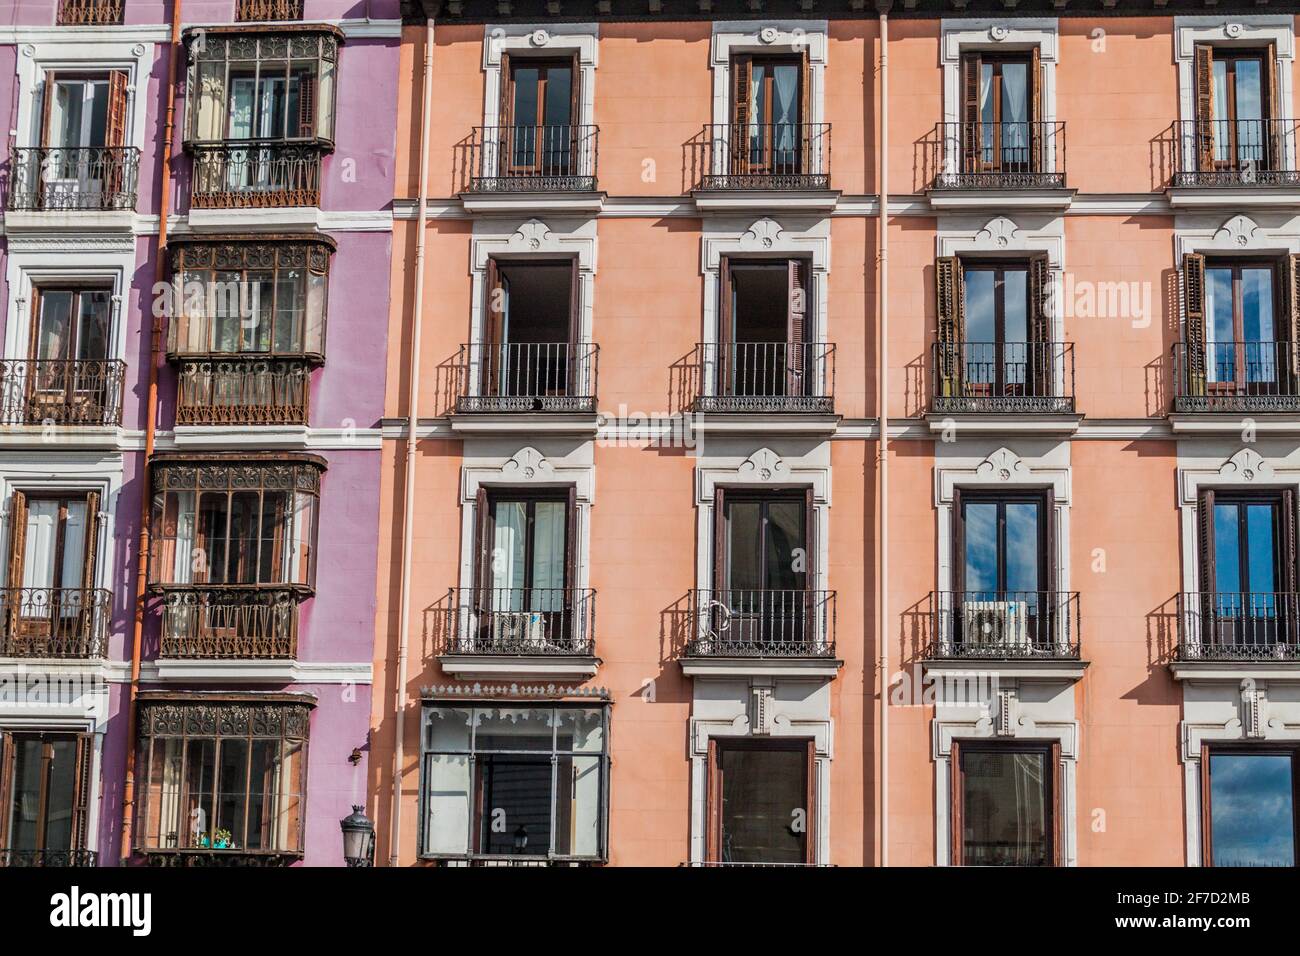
[827,23,875,197]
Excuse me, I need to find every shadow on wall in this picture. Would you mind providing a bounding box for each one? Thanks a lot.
[1142,267,1180,417]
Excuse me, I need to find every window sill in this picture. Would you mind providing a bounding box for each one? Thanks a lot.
[436,653,601,682]
[925,411,1082,437]
[3,209,135,234]
[926,185,1075,212]
[449,411,600,438]
[1166,183,1300,210]
[691,187,841,213]
[922,657,1089,682]
[1169,411,1300,436]
[460,189,606,216]
[690,411,840,438]
[1170,659,1300,682]
[680,656,843,679]
[171,423,313,449]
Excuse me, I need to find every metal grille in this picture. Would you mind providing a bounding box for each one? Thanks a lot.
[0,360,126,426]
[1172,340,1300,413]
[439,588,596,656]
[456,342,598,413]
[464,126,599,193]
[190,142,324,208]
[176,360,311,426]
[686,589,836,658]
[931,121,1067,189]
[694,342,835,414]
[1176,592,1300,661]
[927,591,1081,660]
[56,0,122,24]
[1172,119,1300,187]
[0,849,98,867]
[932,341,1075,414]
[7,148,139,211]
[697,123,832,190]
[236,0,304,19]
[159,588,300,659]
[0,588,111,659]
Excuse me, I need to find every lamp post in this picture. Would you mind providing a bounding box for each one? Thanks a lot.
[340,805,375,867]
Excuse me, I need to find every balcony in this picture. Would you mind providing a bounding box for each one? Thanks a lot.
[0,588,111,659]
[692,123,835,211]
[236,0,304,18]
[460,125,600,213]
[931,341,1077,429]
[1172,119,1300,190]
[7,148,139,212]
[927,121,1070,210]
[693,342,835,415]
[1175,592,1300,663]
[1172,340,1300,416]
[436,587,598,680]
[56,0,122,24]
[926,590,1081,662]
[159,587,299,660]
[189,140,324,209]
[0,360,126,427]
[455,342,598,416]
[685,589,837,659]
[0,850,98,867]
[175,359,311,426]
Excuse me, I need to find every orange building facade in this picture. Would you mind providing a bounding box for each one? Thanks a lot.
[372,2,1300,868]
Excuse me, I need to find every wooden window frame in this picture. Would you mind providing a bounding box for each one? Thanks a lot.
[0,731,93,856]
[706,736,816,865]
[1195,45,1279,173]
[952,487,1056,595]
[1201,258,1287,394]
[474,486,577,599]
[498,55,580,176]
[1200,743,1300,867]
[951,739,1061,867]
[718,256,812,398]
[960,49,1041,173]
[729,54,809,176]
[714,487,814,594]
[957,260,1034,398]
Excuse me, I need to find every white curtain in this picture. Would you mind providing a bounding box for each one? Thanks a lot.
[424,755,471,855]
[531,501,565,611]
[170,492,196,585]
[491,502,527,611]
[772,66,798,155]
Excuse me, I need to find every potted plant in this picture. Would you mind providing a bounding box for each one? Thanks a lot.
[212,828,233,849]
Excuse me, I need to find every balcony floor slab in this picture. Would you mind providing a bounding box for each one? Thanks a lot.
[680,656,843,679]
[437,654,601,681]
[690,412,840,437]
[925,411,1082,436]
[1170,659,1300,682]
[459,191,607,215]
[449,412,600,437]
[691,189,841,213]
[921,657,1089,681]
[926,187,1076,212]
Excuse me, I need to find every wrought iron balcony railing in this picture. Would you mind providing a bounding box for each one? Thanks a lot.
[57,0,122,24]
[159,587,300,659]
[175,359,311,426]
[697,123,831,190]
[930,121,1067,190]
[686,589,836,658]
[932,341,1075,414]
[464,125,599,193]
[1172,119,1300,188]
[189,140,324,208]
[1172,340,1300,413]
[1176,592,1300,661]
[0,360,126,427]
[456,342,598,414]
[694,342,836,414]
[7,147,139,211]
[0,849,98,867]
[438,587,596,656]
[927,590,1081,660]
[236,0,304,19]
[0,588,111,659]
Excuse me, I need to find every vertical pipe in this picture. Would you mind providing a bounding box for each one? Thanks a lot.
[390,20,435,867]
[877,9,891,869]
[121,0,182,862]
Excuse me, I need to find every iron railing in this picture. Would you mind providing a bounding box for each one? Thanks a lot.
[697,122,831,190]
[0,588,111,659]
[927,590,1081,660]
[694,342,836,414]
[1172,340,1300,413]
[56,0,122,24]
[932,341,1075,414]
[7,147,139,211]
[0,360,126,427]
[464,125,599,193]
[0,849,98,867]
[175,360,311,426]
[439,587,596,656]
[189,140,324,208]
[236,0,304,18]
[456,342,598,413]
[931,121,1066,189]
[159,587,300,659]
[1172,118,1300,188]
[686,589,837,658]
[1176,592,1300,661]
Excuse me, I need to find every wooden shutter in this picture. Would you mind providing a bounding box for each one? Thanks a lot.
[718,258,733,397]
[961,53,980,171]
[564,485,577,617]
[935,256,965,396]
[1287,253,1300,381]
[8,490,28,595]
[474,487,491,609]
[1198,490,1216,621]
[0,733,13,849]
[568,258,581,392]
[40,72,57,147]
[484,259,506,397]
[80,492,100,592]
[705,738,720,862]
[499,54,514,129]
[803,738,816,865]
[1282,490,1299,643]
[1030,46,1043,173]
[799,50,812,173]
[71,734,93,851]
[106,71,129,147]
[732,55,752,175]
[1200,744,1215,866]
[1195,45,1215,171]
[1182,253,1208,397]
[787,259,808,396]
[803,485,816,647]
[568,54,582,176]
[1266,43,1280,172]
[712,488,728,594]
[1050,740,1062,867]
[1029,256,1053,398]
[950,741,963,866]
[297,72,316,139]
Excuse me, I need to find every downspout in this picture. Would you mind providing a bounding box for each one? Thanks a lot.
[389,19,435,867]
[120,0,181,862]
[876,7,890,869]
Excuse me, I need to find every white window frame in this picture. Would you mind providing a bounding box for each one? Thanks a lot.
[709,19,828,129]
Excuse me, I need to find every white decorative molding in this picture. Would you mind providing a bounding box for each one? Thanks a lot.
[736,447,792,484]
[481,23,599,130]
[941,19,1059,128]
[4,247,132,365]
[1174,212,1300,260]
[937,213,1065,269]
[710,21,828,132]
[1175,16,1295,129]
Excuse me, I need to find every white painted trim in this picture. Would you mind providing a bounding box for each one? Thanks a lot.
[147,660,374,684]
[4,245,133,364]
[709,20,828,142]
[481,23,598,133]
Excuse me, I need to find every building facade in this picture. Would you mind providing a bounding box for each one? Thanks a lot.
[373,0,1300,868]
[0,0,398,867]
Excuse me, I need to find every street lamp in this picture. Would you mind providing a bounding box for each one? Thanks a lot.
[340,805,375,867]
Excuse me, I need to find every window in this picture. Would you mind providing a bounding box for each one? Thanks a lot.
[0,732,93,864]
[25,287,113,417]
[168,239,330,358]
[41,73,128,151]
[731,55,808,176]
[480,259,581,404]
[961,50,1041,174]
[1197,489,1298,647]
[148,457,321,589]
[420,704,609,861]
[499,57,576,175]
[717,258,810,400]
[954,742,1056,866]
[1203,747,1298,867]
[5,491,101,651]
[1204,260,1285,393]
[707,738,814,865]
[136,696,310,857]
[1194,45,1278,173]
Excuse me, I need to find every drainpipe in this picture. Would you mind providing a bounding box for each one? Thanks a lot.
[389,19,435,868]
[876,6,890,869]
[120,0,181,863]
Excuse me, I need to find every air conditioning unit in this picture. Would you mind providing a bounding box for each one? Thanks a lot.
[962,600,1030,649]
[492,611,548,649]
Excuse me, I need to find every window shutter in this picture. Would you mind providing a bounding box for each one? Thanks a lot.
[1283,488,1299,594]
[787,259,808,396]
[705,738,720,862]
[803,738,817,865]
[1197,489,1216,649]
[499,54,514,129]
[484,259,506,397]
[564,485,577,613]
[72,734,93,851]
[799,50,812,172]
[1266,43,1280,173]
[569,54,582,176]
[0,734,14,849]
[40,72,57,147]
[961,53,980,171]
[297,72,316,139]
[1182,253,1208,397]
[1194,45,1215,171]
[8,491,28,595]
[569,257,581,380]
[718,258,734,397]
[732,55,752,129]
[1030,46,1043,172]
[950,741,963,866]
[81,492,100,592]
[1029,256,1053,398]
[106,70,129,147]
[1050,741,1063,867]
[712,488,727,594]
[935,256,964,396]
[1287,253,1300,382]
[474,487,490,609]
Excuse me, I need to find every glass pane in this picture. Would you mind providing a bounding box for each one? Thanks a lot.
[961,750,1051,866]
[1234,59,1264,122]
[764,500,805,591]
[228,490,259,584]
[556,708,604,753]
[21,500,60,592]
[1005,502,1041,595]
[35,292,74,362]
[1245,503,1277,596]
[1205,267,1234,383]
[257,491,288,584]
[87,82,108,148]
[542,65,572,127]
[76,291,111,362]
[1003,269,1029,387]
[979,63,994,165]
[530,500,566,608]
[718,745,807,864]
[554,754,601,857]
[1241,268,1277,384]
[1212,62,1230,163]
[490,501,527,605]
[58,499,88,593]
[477,754,552,856]
[228,76,255,138]
[275,270,305,353]
[245,272,274,352]
[195,492,229,584]
[246,739,287,851]
[1209,753,1295,867]
[8,738,46,850]
[1214,503,1242,594]
[213,271,243,352]
[963,502,998,594]
[215,738,249,850]
[424,754,471,855]
[963,270,996,385]
[41,739,79,852]
[1000,63,1028,123]
[511,67,539,128]
[183,738,215,848]
[727,500,762,594]
[473,707,553,752]
[426,707,472,752]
